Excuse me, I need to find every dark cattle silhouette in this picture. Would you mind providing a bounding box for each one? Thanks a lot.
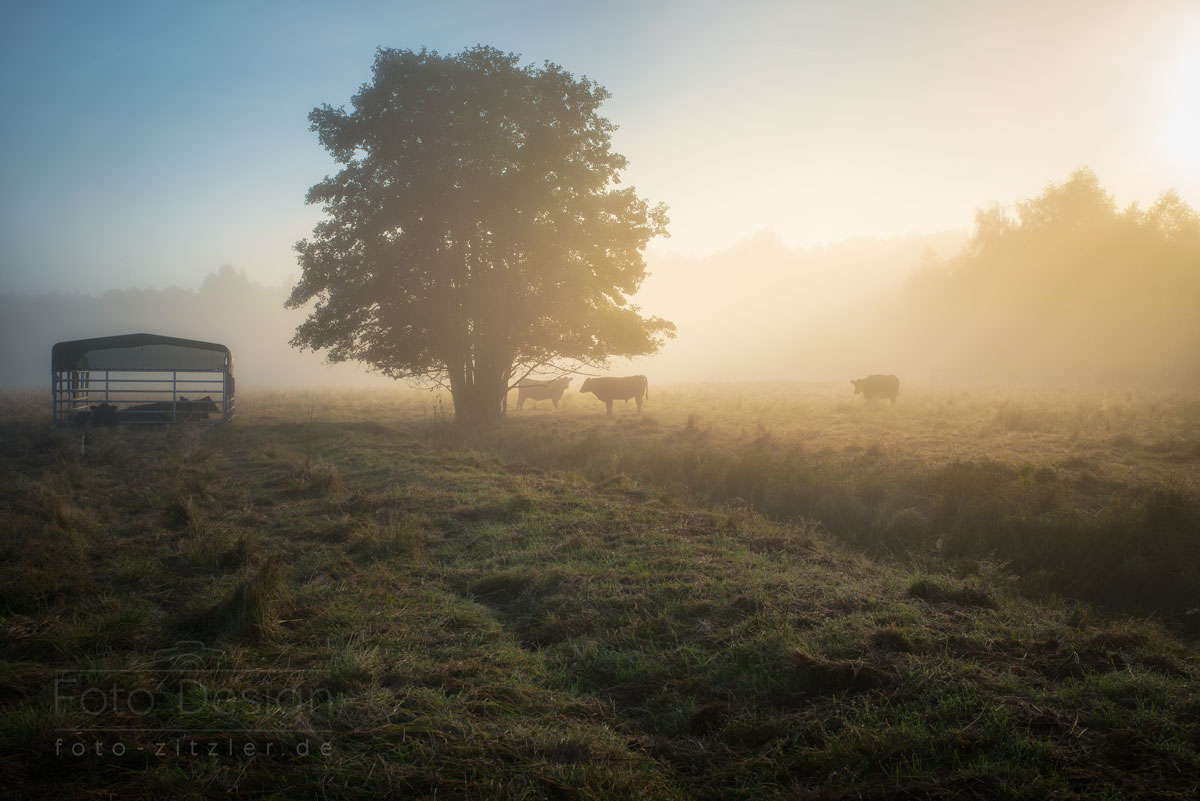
[174,395,219,419]
[185,396,220,416]
[580,375,649,415]
[89,403,120,426]
[515,376,571,410]
[851,375,900,404]
[121,395,220,422]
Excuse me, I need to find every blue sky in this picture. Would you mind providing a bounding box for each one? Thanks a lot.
[2,0,1198,295]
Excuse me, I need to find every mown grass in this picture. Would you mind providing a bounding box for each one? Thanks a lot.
[0,385,1198,799]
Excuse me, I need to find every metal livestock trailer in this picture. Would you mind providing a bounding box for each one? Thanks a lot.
[52,333,235,425]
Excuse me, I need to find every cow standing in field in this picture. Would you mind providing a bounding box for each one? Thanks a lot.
[580,375,649,415]
[851,374,900,404]
[515,377,571,410]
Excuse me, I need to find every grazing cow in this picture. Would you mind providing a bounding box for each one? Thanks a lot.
[851,374,900,404]
[515,377,571,411]
[89,403,119,426]
[580,375,649,416]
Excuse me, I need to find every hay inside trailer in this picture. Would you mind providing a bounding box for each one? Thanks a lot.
[52,333,235,425]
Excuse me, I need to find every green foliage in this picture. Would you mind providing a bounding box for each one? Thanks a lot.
[288,46,674,424]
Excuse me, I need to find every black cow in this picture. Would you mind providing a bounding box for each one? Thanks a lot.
[181,396,220,418]
[121,395,220,422]
[850,374,900,404]
[88,403,120,426]
[580,375,649,416]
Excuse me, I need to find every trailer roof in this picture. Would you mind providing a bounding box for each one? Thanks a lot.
[52,333,233,372]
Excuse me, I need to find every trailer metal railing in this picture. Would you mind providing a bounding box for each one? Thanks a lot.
[52,369,234,425]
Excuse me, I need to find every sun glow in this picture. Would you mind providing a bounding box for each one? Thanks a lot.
[1161,47,1200,172]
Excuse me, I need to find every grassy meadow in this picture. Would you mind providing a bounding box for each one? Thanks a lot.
[1,383,1198,799]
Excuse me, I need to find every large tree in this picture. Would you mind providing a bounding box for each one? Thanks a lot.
[287,46,674,423]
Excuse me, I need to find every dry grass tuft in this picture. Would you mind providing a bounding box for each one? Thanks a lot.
[202,557,288,643]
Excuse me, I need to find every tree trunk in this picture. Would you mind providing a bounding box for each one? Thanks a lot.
[446,361,468,423]
[450,375,506,426]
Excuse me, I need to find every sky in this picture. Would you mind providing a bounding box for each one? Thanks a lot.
[1,0,1198,296]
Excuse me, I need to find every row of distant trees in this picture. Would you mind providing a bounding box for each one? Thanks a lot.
[625,169,1200,391]
[3,171,1195,393]
[861,169,1200,387]
[0,267,380,390]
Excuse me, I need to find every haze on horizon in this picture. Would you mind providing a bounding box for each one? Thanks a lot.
[1,1,1198,390]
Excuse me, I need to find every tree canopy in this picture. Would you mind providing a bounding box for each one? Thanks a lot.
[287,46,673,422]
[892,169,1200,385]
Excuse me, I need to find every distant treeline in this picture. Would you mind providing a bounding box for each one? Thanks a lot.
[864,170,1200,387]
[3,170,1196,390]
[636,169,1199,389]
[0,267,381,389]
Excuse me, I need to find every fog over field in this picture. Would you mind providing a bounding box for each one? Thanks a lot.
[6,169,1197,392]
[3,229,968,390]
